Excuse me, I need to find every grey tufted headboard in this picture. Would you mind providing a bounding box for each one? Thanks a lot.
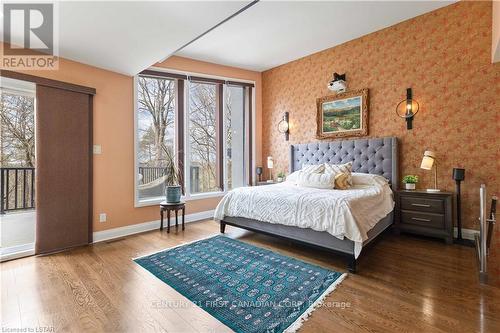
[289,137,398,189]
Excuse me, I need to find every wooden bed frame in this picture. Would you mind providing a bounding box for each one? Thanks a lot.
[219,137,398,273]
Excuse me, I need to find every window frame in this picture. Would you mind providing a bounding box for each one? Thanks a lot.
[223,83,249,192]
[184,79,222,200]
[0,78,37,171]
[134,68,255,207]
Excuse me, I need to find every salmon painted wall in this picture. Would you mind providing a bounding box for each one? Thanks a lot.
[261,2,500,283]
[0,45,262,233]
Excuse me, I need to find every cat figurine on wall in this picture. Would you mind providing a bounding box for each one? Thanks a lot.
[327,72,347,93]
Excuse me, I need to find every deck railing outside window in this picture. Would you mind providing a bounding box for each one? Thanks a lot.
[138,166,168,185]
[0,167,35,214]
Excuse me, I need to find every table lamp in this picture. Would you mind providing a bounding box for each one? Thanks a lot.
[267,156,274,183]
[420,150,440,192]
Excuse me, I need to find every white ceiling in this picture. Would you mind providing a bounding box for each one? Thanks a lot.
[58,1,253,75]
[0,1,252,76]
[177,1,455,72]
[1,1,458,75]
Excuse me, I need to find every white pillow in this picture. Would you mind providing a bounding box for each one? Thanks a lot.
[296,171,335,189]
[324,162,353,186]
[301,164,325,173]
[285,170,300,183]
[351,173,389,186]
[285,164,325,185]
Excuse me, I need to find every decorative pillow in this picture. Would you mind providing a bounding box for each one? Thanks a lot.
[301,164,325,174]
[285,170,300,183]
[351,172,389,186]
[334,172,351,190]
[296,171,335,189]
[324,162,353,186]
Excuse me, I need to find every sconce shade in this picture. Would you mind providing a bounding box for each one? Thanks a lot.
[420,150,436,170]
[396,88,419,130]
[267,156,274,169]
[278,119,289,133]
[277,112,290,141]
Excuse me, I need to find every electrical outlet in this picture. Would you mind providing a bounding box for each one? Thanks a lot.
[93,145,102,154]
[99,213,107,223]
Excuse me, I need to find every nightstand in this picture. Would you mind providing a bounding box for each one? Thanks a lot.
[395,190,454,244]
[256,181,276,186]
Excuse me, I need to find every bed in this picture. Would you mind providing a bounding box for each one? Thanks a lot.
[215,137,398,273]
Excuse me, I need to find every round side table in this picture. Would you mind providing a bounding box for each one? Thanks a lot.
[160,201,185,233]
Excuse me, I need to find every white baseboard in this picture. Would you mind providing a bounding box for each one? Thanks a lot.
[453,227,479,240]
[92,209,215,243]
[0,243,35,262]
[1,217,478,261]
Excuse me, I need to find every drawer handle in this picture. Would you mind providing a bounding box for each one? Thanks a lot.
[412,217,431,222]
[411,203,431,207]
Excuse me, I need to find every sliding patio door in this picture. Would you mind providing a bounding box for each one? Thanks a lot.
[35,85,93,254]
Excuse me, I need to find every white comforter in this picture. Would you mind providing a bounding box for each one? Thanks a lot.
[214,181,394,258]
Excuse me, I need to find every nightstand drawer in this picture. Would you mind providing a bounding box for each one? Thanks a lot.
[400,196,444,214]
[401,211,444,229]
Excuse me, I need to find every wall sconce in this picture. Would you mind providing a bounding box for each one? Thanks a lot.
[396,88,419,130]
[277,112,290,141]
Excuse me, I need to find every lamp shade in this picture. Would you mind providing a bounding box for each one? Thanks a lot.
[420,150,436,170]
[278,118,289,133]
[267,156,274,169]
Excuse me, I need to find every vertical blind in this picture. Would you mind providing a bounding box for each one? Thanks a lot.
[35,84,94,254]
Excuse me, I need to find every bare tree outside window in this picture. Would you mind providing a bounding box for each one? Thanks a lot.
[0,92,35,167]
[188,82,217,193]
[134,74,250,201]
[225,88,233,190]
[136,76,176,200]
[1,90,36,213]
[225,85,246,190]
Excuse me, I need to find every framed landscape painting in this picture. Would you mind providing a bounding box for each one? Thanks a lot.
[316,88,368,139]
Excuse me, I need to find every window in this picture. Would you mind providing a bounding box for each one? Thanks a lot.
[135,70,253,206]
[1,90,35,167]
[136,76,176,202]
[1,82,36,214]
[187,81,218,194]
[224,85,246,190]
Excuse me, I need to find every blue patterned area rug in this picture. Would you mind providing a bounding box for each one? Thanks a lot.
[134,235,346,333]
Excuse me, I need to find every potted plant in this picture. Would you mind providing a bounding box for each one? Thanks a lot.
[163,148,183,203]
[402,175,418,190]
[277,171,285,182]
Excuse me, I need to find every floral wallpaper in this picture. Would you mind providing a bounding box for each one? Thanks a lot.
[262,2,500,284]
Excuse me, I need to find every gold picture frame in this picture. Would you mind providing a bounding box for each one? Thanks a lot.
[316,88,369,139]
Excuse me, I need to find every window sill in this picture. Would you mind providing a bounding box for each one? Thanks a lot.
[135,191,226,208]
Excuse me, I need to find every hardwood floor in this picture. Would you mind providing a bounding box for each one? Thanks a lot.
[1,220,499,333]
